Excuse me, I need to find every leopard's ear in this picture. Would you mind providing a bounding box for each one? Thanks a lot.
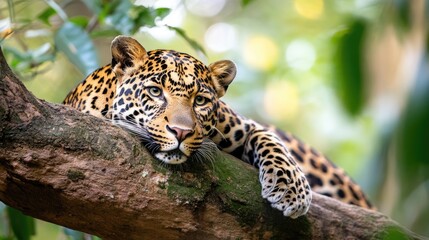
[209,60,237,98]
[111,35,148,82]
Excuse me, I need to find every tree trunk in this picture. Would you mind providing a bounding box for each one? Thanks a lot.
[0,49,423,240]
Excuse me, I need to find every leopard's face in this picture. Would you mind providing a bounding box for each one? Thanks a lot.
[110,36,236,164]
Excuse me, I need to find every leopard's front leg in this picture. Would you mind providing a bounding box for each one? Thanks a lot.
[244,128,312,218]
[211,102,312,218]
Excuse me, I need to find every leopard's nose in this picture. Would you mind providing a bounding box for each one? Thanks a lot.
[167,125,194,142]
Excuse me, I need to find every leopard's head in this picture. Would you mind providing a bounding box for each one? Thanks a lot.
[110,36,236,164]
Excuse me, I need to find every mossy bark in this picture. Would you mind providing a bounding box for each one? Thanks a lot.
[0,49,424,239]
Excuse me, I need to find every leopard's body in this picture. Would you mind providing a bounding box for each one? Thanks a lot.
[63,36,373,218]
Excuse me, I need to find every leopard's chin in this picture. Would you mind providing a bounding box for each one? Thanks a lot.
[154,149,189,164]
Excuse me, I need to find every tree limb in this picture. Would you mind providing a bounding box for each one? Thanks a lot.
[0,48,423,240]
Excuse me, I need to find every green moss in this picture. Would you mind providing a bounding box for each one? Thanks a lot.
[375,226,411,240]
[211,153,265,224]
[167,182,207,204]
[67,169,85,182]
[163,151,312,238]
[167,167,212,205]
[210,153,312,238]
[164,151,264,225]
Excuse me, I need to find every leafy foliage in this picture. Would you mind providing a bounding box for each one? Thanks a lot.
[1,0,193,78]
[4,207,35,240]
[0,203,102,240]
[55,22,99,76]
[334,19,367,116]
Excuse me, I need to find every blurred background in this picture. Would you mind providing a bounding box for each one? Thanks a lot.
[0,0,428,239]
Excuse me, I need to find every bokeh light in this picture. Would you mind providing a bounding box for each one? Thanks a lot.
[153,0,181,8]
[135,0,156,7]
[204,23,237,53]
[285,39,316,71]
[264,80,299,120]
[185,0,226,17]
[293,0,324,19]
[143,26,176,42]
[243,35,279,71]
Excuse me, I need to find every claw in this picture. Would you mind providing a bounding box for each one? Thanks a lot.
[271,202,286,211]
[260,168,312,219]
[283,207,294,218]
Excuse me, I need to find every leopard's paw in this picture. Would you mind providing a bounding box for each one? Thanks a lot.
[260,167,312,218]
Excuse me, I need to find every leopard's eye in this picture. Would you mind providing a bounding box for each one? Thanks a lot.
[148,87,162,97]
[195,96,208,106]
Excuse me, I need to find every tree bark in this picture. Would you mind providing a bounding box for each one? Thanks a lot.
[0,48,423,240]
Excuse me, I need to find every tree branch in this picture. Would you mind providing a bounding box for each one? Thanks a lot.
[0,48,423,239]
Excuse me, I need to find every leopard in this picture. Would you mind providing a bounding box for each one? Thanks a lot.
[63,35,373,218]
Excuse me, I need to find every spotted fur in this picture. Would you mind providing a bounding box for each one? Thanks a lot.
[64,36,373,218]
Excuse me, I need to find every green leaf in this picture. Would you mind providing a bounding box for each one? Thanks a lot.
[44,0,68,20]
[98,0,119,23]
[241,0,254,6]
[0,202,8,239]
[69,16,90,29]
[6,207,35,240]
[3,46,29,63]
[167,26,206,56]
[334,19,367,116]
[392,0,411,31]
[90,28,121,38]
[37,7,56,25]
[31,43,51,58]
[3,44,55,75]
[29,43,55,64]
[102,1,172,35]
[133,7,171,30]
[154,7,171,19]
[104,0,134,35]
[55,22,99,75]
